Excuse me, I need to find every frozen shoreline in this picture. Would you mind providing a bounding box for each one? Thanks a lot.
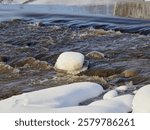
[0,81,149,113]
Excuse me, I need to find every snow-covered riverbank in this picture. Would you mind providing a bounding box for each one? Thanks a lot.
[0,81,149,113]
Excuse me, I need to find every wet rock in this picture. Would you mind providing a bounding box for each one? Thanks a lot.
[0,62,20,74]
[89,29,112,35]
[14,57,52,70]
[121,69,138,78]
[80,29,112,39]
[34,53,48,59]
[129,76,149,85]
[79,67,122,77]
[107,74,120,81]
[0,55,9,62]
[86,51,105,59]
[109,77,130,85]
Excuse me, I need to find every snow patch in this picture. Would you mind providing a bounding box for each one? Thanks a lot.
[89,94,134,113]
[103,90,118,100]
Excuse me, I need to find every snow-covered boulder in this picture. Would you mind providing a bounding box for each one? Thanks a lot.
[89,94,134,113]
[132,84,150,113]
[0,82,104,112]
[103,90,118,100]
[54,52,88,74]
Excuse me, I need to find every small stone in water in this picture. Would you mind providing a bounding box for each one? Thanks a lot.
[121,69,138,78]
[86,51,105,59]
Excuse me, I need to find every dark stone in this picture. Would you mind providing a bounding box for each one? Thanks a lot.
[78,66,123,77]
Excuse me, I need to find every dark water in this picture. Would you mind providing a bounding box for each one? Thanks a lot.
[0,4,150,100]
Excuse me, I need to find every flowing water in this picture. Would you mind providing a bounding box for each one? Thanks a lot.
[0,3,150,100]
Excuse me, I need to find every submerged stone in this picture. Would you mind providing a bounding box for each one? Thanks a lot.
[121,69,138,78]
[86,51,105,59]
[14,57,52,70]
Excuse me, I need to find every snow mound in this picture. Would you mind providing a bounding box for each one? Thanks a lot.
[0,82,104,112]
[0,104,130,113]
[103,90,118,100]
[89,94,134,113]
[132,84,150,113]
[54,52,87,74]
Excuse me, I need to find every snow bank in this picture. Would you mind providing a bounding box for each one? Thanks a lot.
[54,52,87,74]
[103,90,118,100]
[0,104,131,113]
[89,94,134,113]
[0,82,104,112]
[0,82,136,113]
[0,94,134,113]
[132,84,150,113]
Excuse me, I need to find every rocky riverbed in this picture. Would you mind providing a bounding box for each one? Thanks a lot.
[0,18,150,100]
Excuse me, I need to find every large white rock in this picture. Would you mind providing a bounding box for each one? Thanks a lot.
[103,90,118,100]
[54,52,87,74]
[132,84,150,113]
[0,82,104,112]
